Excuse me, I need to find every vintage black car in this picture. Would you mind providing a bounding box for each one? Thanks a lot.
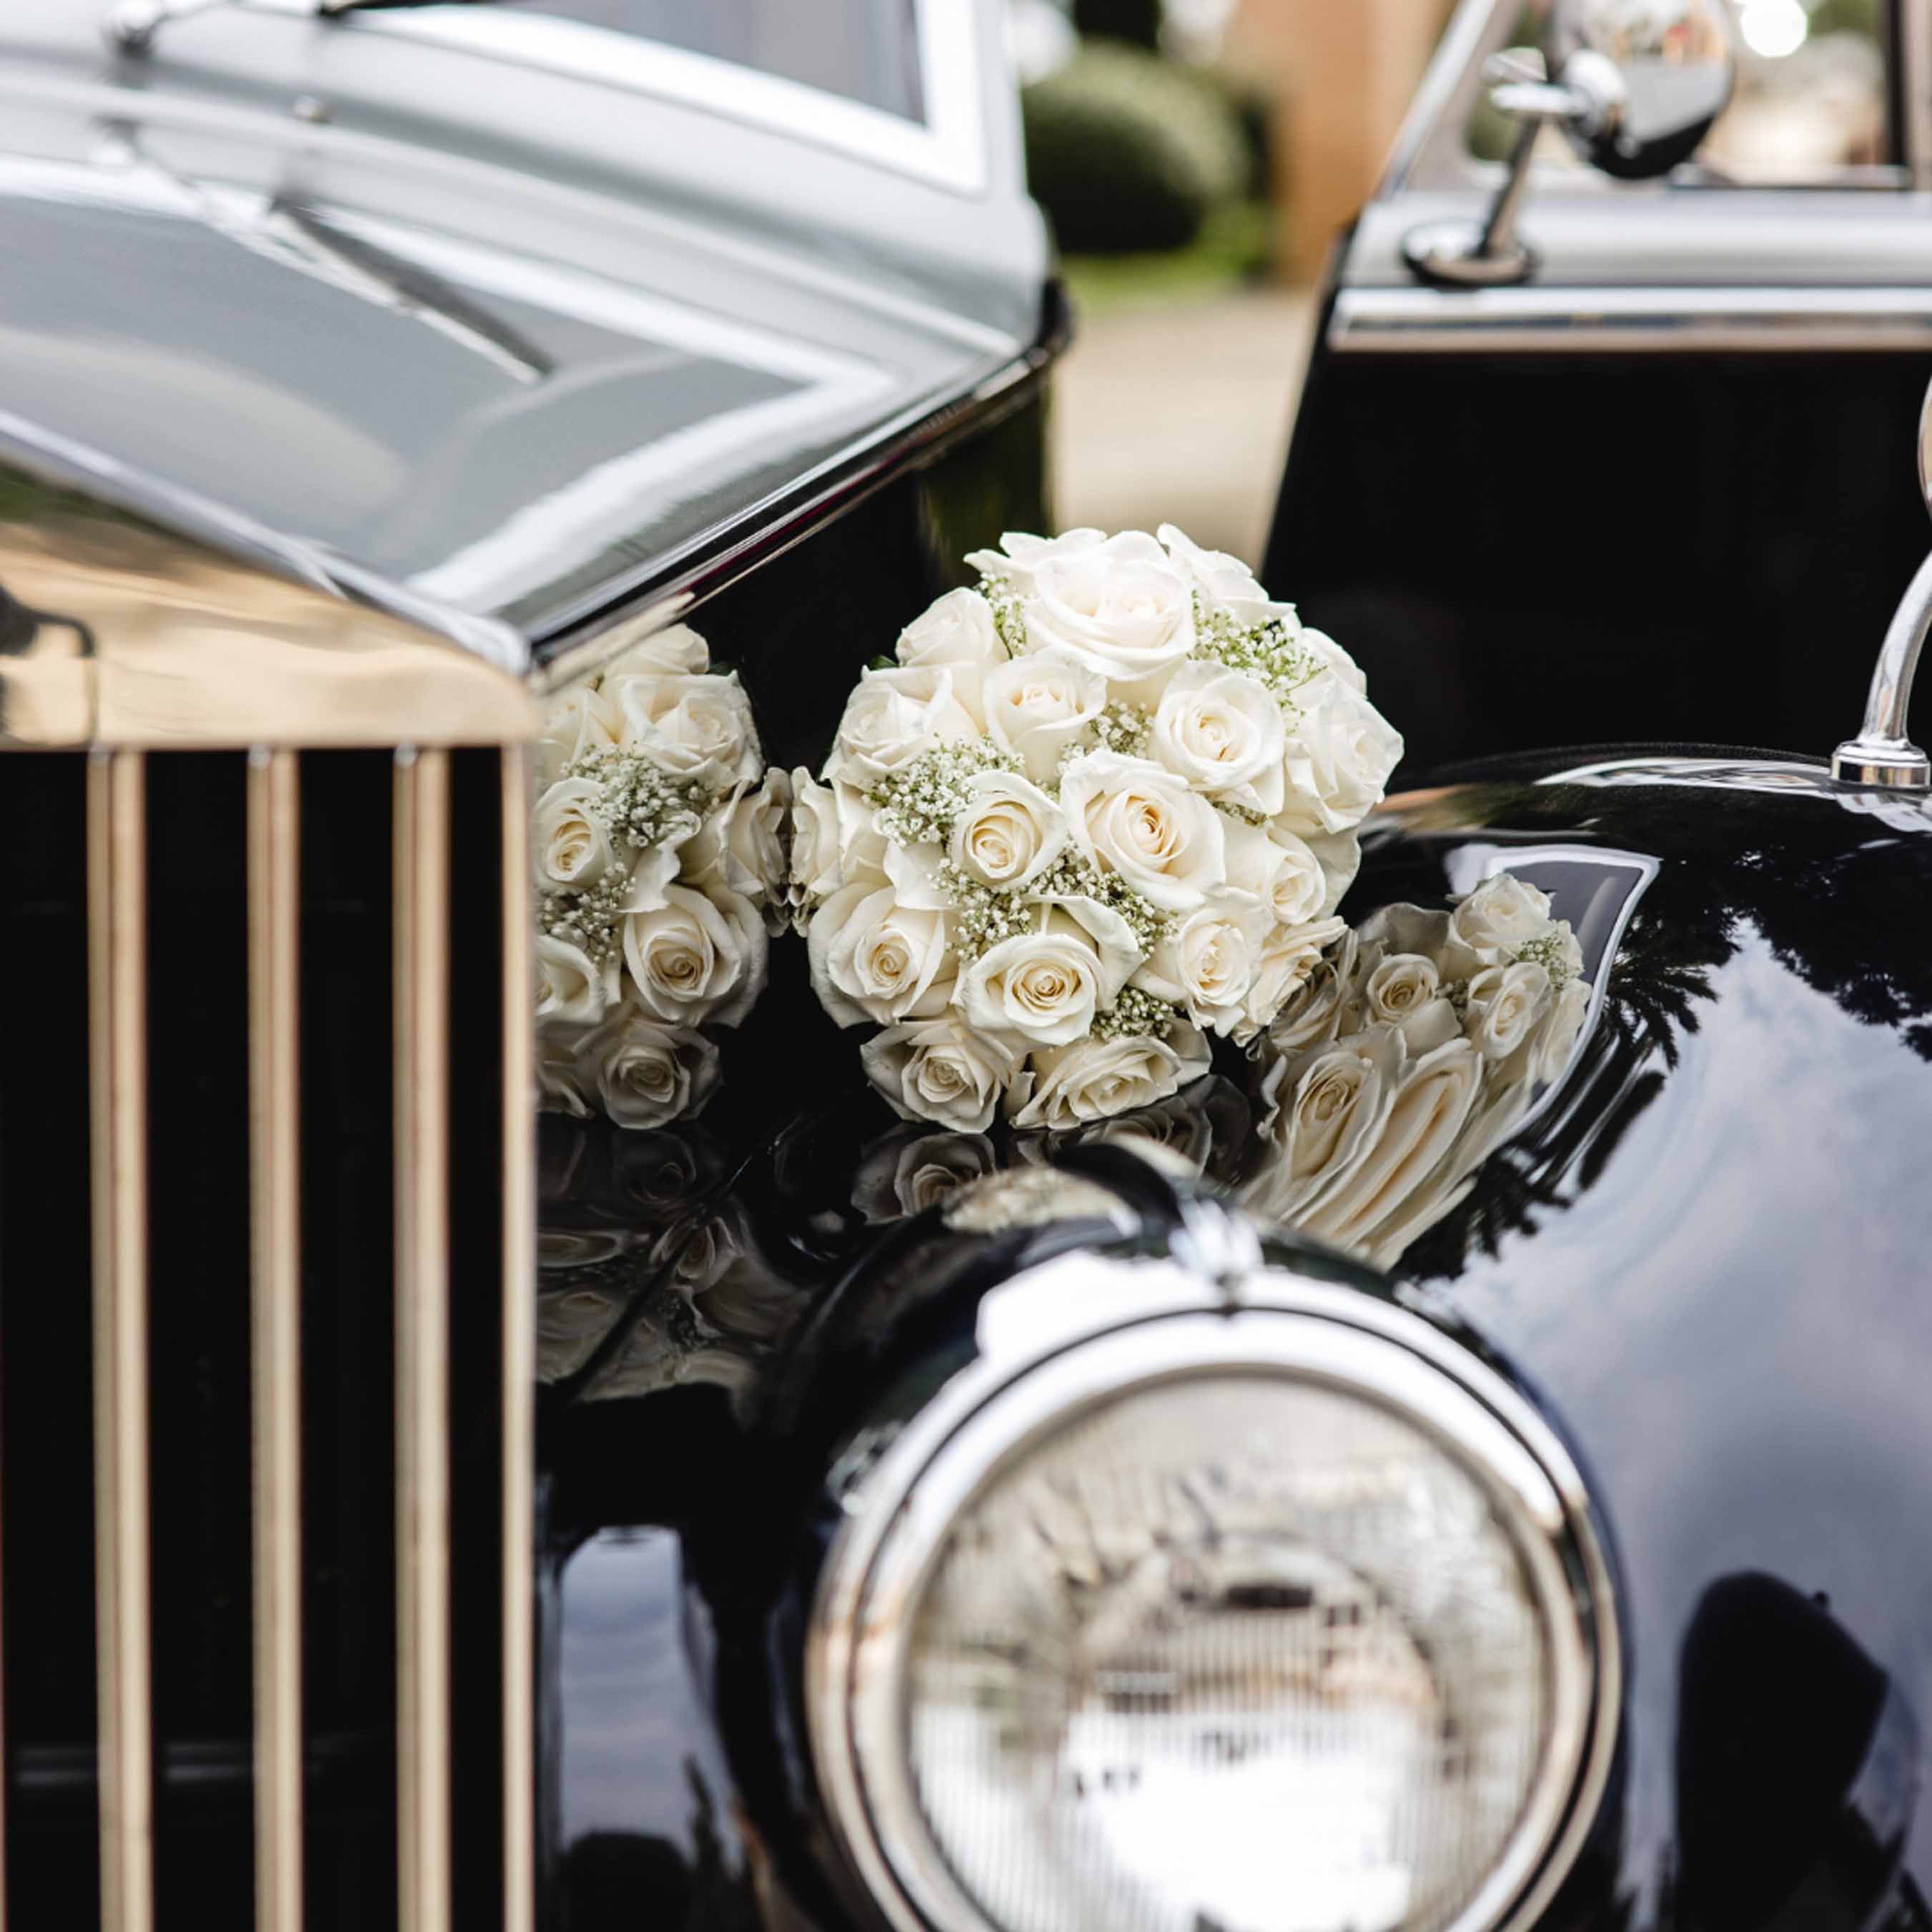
[1,4,1930,1932]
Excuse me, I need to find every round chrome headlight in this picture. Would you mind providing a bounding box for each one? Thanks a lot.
[809,1271,1614,1932]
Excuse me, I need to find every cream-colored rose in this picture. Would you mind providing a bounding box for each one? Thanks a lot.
[1250,1023,1404,1224]
[948,769,1068,890]
[807,882,952,1028]
[1232,916,1347,1047]
[1010,530,1196,688]
[1450,872,1554,960]
[577,1003,721,1131]
[598,620,710,680]
[821,665,980,788]
[982,651,1109,782]
[1277,674,1404,836]
[1296,626,1369,696]
[681,771,789,922]
[533,776,618,891]
[1305,830,1362,916]
[852,1129,999,1222]
[537,683,622,788]
[1531,974,1592,1083]
[786,767,847,914]
[1365,952,1440,1023]
[1136,891,1269,1038]
[611,671,763,791]
[1151,660,1287,814]
[1059,750,1226,912]
[1464,960,1553,1062]
[1299,1038,1483,1253]
[964,527,1107,592]
[536,1020,595,1117]
[1267,929,1360,1053]
[622,884,766,1028]
[895,587,1003,668]
[862,1018,1020,1133]
[1011,1024,1211,1131]
[537,933,615,1027]
[960,914,1125,1049]
[1157,523,1294,627]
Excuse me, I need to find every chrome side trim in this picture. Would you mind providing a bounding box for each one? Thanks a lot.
[499,748,537,1932]
[394,749,452,1932]
[88,751,153,1932]
[248,748,303,1932]
[810,1250,1619,1932]
[1332,283,1932,351]
[1378,0,1516,197]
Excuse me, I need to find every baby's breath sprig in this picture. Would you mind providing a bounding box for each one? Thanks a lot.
[1512,931,1579,986]
[977,577,1027,658]
[1090,985,1183,1043]
[567,748,711,852]
[867,738,1021,847]
[940,864,1038,960]
[1031,849,1176,958]
[1055,702,1153,778]
[1191,594,1320,704]
[1214,798,1271,828]
[540,871,631,970]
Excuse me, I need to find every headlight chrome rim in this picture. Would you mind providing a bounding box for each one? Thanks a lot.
[809,1257,1619,1932]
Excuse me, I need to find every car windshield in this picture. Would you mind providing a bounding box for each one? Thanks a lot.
[495,0,927,122]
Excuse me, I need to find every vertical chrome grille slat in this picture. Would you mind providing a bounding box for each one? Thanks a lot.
[394,748,452,1932]
[499,748,536,1932]
[248,748,303,1932]
[87,750,153,1932]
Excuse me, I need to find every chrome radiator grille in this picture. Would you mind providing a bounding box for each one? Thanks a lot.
[0,745,535,1932]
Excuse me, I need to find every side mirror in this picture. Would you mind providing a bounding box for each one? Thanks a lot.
[1547,0,1738,179]
[1405,0,1737,288]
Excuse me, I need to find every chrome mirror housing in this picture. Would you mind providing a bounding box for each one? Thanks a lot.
[1832,386,1932,792]
[1546,0,1738,179]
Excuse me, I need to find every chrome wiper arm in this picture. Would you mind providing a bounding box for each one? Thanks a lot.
[105,0,477,57]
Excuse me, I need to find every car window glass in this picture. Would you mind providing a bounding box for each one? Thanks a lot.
[1465,0,1892,180]
[499,0,927,122]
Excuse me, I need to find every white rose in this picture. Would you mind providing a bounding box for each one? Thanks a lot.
[1224,820,1331,928]
[536,932,615,1027]
[1059,750,1226,912]
[862,1018,1020,1133]
[1532,975,1592,1083]
[786,767,847,914]
[948,769,1068,890]
[895,587,1004,668]
[982,651,1109,782]
[964,527,1107,592]
[960,914,1125,1049]
[537,683,621,788]
[1299,1038,1484,1253]
[1450,872,1554,960]
[622,884,767,1028]
[577,1004,721,1131]
[1010,1024,1211,1131]
[821,665,980,788]
[597,620,710,679]
[682,771,790,922]
[1304,830,1362,915]
[611,671,763,790]
[532,776,618,891]
[852,1128,999,1222]
[1250,1023,1404,1224]
[1136,891,1269,1038]
[1157,522,1295,628]
[1365,952,1440,1024]
[1296,626,1369,695]
[1151,660,1287,814]
[1463,960,1553,1062]
[1278,674,1404,835]
[536,1020,595,1117]
[1232,916,1347,1047]
[807,882,952,1028]
[1013,530,1196,688]
[1267,929,1360,1053]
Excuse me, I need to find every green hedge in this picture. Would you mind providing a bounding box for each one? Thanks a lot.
[1023,41,1254,255]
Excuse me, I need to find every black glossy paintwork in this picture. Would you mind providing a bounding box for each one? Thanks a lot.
[1266,318,1932,780]
[539,748,1932,1931]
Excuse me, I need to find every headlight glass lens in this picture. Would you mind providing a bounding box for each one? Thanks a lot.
[903,1373,1553,1932]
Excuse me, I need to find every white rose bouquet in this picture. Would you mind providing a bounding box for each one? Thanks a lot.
[791,526,1402,1131]
[534,623,788,1129]
[1244,871,1592,1267]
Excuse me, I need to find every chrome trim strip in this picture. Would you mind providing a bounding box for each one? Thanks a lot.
[1378,0,1515,197]
[810,1252,1619,1932]
[248,748,303,1932]
[1332,283,1932,351]
[87,750,153,1932]
[394,749,452,1932]
[499,748,537,1932]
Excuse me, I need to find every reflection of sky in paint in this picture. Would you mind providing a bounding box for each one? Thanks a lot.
[559,1528,741,1852]
[1440,928,1932,1924]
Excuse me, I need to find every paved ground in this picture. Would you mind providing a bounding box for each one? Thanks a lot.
[1050,285,1315,570]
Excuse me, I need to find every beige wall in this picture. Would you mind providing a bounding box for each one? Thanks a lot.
[1227,0,1450,282]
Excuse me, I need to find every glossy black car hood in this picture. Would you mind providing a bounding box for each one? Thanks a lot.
[535,748,1932,1931]
[0,1,1045,643]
